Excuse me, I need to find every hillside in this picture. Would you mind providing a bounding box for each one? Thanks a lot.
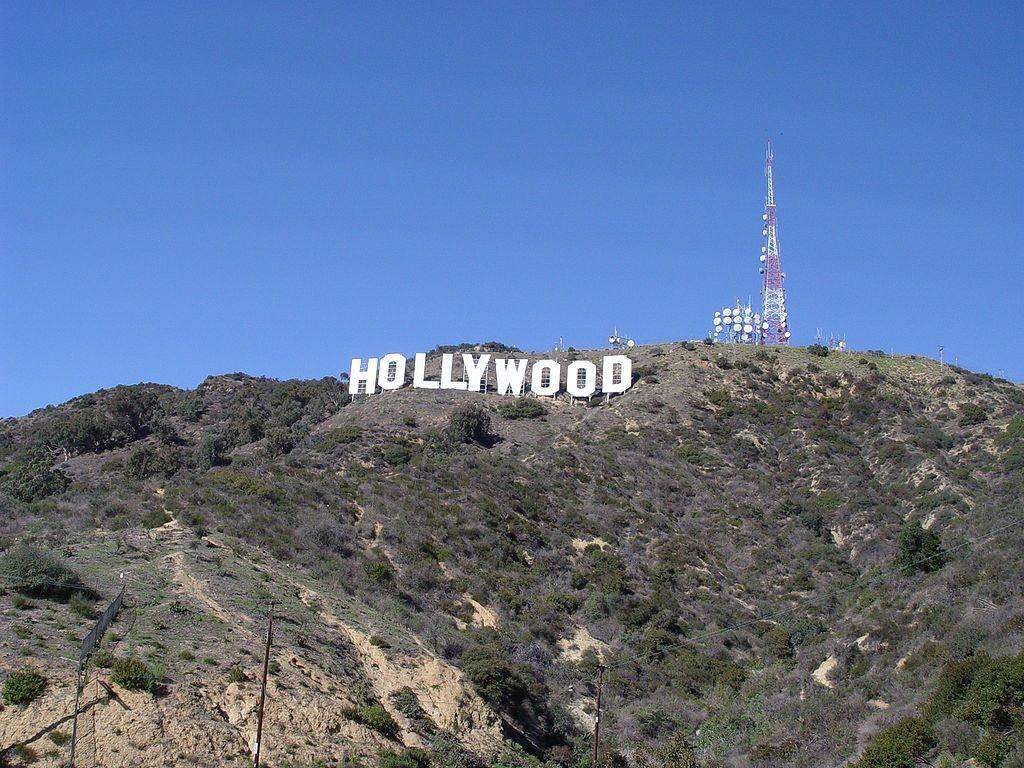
[1,342,1022,768]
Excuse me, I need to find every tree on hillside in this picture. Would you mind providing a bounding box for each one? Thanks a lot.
[896,524,947,574]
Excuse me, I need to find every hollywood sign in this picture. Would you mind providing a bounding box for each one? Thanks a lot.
[348,353,633,398]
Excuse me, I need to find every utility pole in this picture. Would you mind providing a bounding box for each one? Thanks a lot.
[592,665,605,768]
[68,660,84,767]
[253,602,274,768]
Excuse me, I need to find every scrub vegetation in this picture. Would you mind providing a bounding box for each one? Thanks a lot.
[0,344,1021,767]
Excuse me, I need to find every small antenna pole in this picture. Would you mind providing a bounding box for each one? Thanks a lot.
[253,601,275,768]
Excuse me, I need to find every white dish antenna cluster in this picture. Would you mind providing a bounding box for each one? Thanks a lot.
[710,300,762,344]
[608,327,636,349]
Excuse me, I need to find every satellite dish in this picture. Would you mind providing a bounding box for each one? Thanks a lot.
[762,229,768,236]
[744,324,753,333]
[714,311,721,317]
[762,322,770,329]
[784,332,791,338]
[733,324,742,331]
[626,339,635,348]
[762,213,768,221]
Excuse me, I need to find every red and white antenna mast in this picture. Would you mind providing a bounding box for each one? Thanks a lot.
[760,141,790,345]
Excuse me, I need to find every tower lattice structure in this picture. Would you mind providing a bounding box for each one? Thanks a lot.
[760,141,790,345]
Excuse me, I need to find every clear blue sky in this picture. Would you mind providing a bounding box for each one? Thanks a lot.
[2,1,1022,416]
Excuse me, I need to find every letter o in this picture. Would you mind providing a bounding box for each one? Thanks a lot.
[566,361,597,397]
[378,353,407,390]
[531,360,561,396]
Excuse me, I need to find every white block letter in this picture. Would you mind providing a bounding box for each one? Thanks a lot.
[494,358,529,396]
[412,353,440,389]
[463,354,491,392]
[377,353,407,391]
[566,360,597,397]
[440,353,468,390]
[602,354,632,394]
[349,358,379,395]
[531,359,560,396]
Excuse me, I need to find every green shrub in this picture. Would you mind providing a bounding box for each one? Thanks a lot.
[124,445,160,479]
[365,557,395,587]
[634,731,698,768]
[110,657,158,692]
[68,592,96,618]
[212,471,277,498]
[195,432,228,469]
[1006,445,1024,472]
[0,455,70,502]
[141,508,172,529]
[12,744,37,763]
[497,398,546,420]
[47,730,70,746]
[972,730,1012,766]
[343,704,400,739]
[0,544,83,599]
[807,344,830,357]
[676,443,717,468]
[704,388,731,407]
[812,490,843,511]
[895,524,947,574]
[92,650,116,668]
[633,364,660,383]
[927,651,1024,730]
[446,405,492,444]
[12,594,34,610]
[852,716,933,768]
[429,732,477,768]
[958,403,988,426]
[378,442,413,466]
[909,421,954,451]
[389,687,434,735]
[2,668,46,705]
[226,666,247,684]
[461,642,530,711]
[323,425,363,447]
[999,415,1024,445]
[264,427,296,458]
[378,749,430,768]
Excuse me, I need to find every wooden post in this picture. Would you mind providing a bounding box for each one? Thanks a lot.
[68,660,84,767]
[592,665,605,767]
[253,602,274,768]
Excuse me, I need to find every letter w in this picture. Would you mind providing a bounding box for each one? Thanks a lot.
[494,358,529,396]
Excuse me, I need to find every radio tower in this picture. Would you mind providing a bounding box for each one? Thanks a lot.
[760,141,790,345]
